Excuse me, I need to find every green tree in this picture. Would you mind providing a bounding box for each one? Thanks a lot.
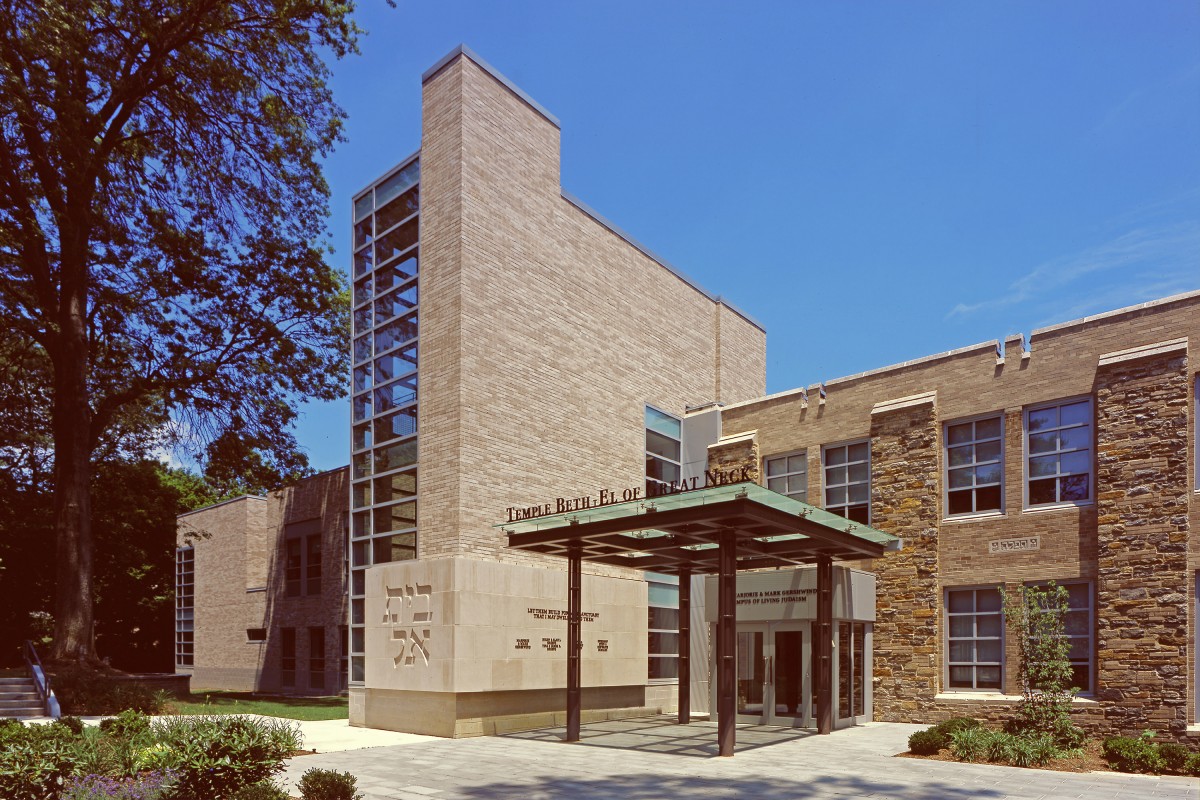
[1001,582,1085,748]
[0,0,354,663]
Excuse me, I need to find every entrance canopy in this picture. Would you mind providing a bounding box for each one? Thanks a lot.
[500,481,897,574]
[498,481,898,757]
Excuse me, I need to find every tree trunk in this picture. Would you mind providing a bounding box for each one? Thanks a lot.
[49,224,97,664]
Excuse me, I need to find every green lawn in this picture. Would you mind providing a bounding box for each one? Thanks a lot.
[166,691,348,721]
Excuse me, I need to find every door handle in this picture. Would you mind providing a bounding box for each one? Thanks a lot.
[765,656,773,686]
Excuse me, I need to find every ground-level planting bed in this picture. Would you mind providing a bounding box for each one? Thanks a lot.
[899,718,1200,778]
[900,738,1111,773]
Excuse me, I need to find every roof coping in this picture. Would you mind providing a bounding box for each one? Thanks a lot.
[422,44,561,129]
[1031,288,1200,339]
[561,190,765,333]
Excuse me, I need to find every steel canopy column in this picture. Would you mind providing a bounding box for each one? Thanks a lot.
[678,568,691,725]
[717,531,737,756]
[566,543,582,742]
[816,554,833,735]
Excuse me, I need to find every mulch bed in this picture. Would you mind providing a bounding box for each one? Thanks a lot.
[897,739,1112,773]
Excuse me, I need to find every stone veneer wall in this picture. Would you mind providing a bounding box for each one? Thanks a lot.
[1095,351,1191,737]
[706,433,761,483]
[869,399,941,720]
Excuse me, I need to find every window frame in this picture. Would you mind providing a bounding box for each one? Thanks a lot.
[175,548,195,668]
[645,571,680,683]
[944,585,1005,693]
[644,405,683,498]
[821,439,871,525]
[1023,396,1094,510]
[764,450,808,502]
[1025,580,1095,697]
[280,627,296,688]
[305,534,322,596]
[943,412,1005,519]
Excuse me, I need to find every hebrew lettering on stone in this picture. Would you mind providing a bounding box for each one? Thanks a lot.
[385,582,433,667]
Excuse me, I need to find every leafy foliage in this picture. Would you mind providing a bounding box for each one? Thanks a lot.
[907,729,944,755]
[0,0,355,661]
[153,715,302,799]
[230,782,291,800]
[1000,583,1085,749]
[1103,732,1165,774]
[297,768,365,800]
[55,716,86,736]
[98,710,152,740]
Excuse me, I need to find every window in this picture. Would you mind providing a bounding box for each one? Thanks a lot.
[175,548,195,667]
[280,628,296,687]
[645,407,682,497]
[309,627,326,691]
[1032,582,1093,694]
[838,622,867,719]
[823,441,870,524]
[246,628,267,643]
[646,573,680,680]
[305,535,322,595]
[945,415,1003,516]
[765,452,807,501]
[1026,398,1092,507]
[946,587,1003,691]
[285,538,302,597]
[340,626,349,690]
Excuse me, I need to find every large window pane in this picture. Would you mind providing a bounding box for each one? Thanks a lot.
[374,375,418,413]
[374,470,417,504]
[374,440,417,473]
[375,345,418,383]
[943,415,1003,515]
[823,442,870,523]
[375,217,418,265]
[375,252,418,291]
[1025,399,1093,507]
[946,587,1003,691]
[375,406,418,443]
[373,501,416,534]
[375,281,418,323]
[375,312,418,354]
[373,532,416,564]
[375,185,419,233]
[375,162,418,207]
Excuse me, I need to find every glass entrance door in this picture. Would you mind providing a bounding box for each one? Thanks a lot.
[729,622,812,727]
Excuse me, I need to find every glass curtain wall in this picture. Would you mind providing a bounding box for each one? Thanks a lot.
[349,157,420,685]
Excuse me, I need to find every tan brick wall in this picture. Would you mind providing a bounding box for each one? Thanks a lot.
[177,469,349,694]
[721,295,1199,734]
[417,54,766,570]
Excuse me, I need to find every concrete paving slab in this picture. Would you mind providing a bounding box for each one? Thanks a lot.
[277,717,1200,800]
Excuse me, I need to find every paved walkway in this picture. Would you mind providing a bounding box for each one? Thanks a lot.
[279,716,1200,800]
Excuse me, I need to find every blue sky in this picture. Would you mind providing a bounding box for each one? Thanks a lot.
[292,0,1200,472]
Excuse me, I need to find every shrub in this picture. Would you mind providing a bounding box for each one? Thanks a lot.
[907,729,943,755]
[1103,732,1163,774]
[949,726,989,762]
[0,722,80,800]
[52,670,164,716]
[297,768,364,800]
[59,769,177,800]
[1,717,25,731]
[55,716,85,735]
[153,715,302,799]
[1187,752,1200,777]
[1158,742,1192,775]
[980,729,1012,762]
[99,710,151,741]
[230,781,291,800]
[920,717,981,750]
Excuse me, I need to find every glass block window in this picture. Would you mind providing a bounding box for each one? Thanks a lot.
[645,406,682,497]
[946,587,1003,690]
[1026,398,1092,507]
[765,452,807,501]
[646,572,680,680]
[945,416,1003,516]
[823,441,870,524]
[175,548,195,667]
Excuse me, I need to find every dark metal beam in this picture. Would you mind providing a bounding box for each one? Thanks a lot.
[815,554,833,735]
[678,568,691,725]
[566,544,582,742]
[717,530,736,757]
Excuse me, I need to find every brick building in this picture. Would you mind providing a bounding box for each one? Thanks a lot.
[178,45,1199,741]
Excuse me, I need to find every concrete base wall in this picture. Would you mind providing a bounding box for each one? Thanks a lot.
[350,684,653,738]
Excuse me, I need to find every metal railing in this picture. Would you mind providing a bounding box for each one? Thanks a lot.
[22,640,59,718]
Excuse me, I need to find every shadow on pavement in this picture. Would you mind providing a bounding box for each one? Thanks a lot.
[502,717,818,758]
[454,771,1004,800]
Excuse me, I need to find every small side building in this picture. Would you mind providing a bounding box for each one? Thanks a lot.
[175,468,349,694]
